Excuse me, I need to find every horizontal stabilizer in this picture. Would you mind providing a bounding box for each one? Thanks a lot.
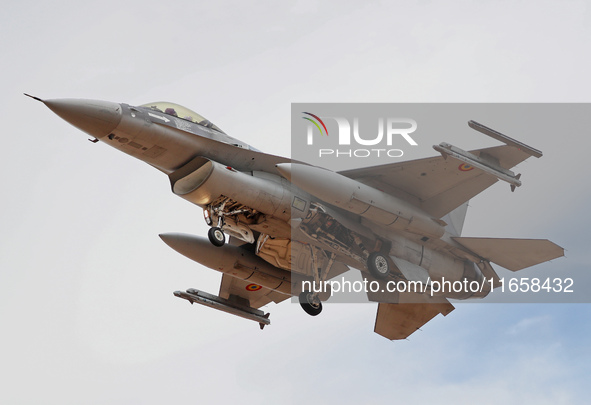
[375,297,454,340]
[453,237,564,271]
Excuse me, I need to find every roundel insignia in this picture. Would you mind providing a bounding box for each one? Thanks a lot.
[458,163,474,172]
[246,284,262,291]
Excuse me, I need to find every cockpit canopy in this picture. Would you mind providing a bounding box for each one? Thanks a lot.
[140,101,224,133]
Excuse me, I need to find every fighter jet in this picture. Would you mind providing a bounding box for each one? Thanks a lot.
[27,94,564,340]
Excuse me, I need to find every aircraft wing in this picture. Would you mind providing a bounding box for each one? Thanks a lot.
[218,274,290,309]
[338,145,531,218]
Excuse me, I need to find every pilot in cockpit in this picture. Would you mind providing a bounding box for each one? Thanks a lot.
[164,107,178,117]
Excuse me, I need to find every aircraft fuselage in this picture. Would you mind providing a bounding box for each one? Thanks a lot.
[37,97,491,300]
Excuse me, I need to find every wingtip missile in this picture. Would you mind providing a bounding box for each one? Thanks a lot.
[468,120,543,158]
[174,289,271,327]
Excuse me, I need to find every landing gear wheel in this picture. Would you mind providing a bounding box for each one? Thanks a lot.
[208,227,226,247]
[299,291,322,316]
[367,252,390,279]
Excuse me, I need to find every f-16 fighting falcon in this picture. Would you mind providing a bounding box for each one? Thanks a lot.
[27,94,564,340]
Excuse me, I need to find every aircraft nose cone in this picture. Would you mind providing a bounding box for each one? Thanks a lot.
[44,98,122,138]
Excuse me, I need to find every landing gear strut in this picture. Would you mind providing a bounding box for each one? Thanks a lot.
[205,198,255,247]
[206,201,228,247]
[299,247,337,317]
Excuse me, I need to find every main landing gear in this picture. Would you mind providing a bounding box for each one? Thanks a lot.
[298,250,391,317]
[367,252,391,280]
[299,291,323,316]
[298,247,338,317]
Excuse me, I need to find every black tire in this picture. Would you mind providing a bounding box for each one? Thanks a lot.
[299,291,322,316]
[367,252,390,279]
[208,227,226,247]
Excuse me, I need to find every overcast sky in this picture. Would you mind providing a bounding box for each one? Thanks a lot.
[2,1,591,404]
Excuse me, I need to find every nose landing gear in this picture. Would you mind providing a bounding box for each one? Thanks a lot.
[205,200,228,247]
[207,227,226,247]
